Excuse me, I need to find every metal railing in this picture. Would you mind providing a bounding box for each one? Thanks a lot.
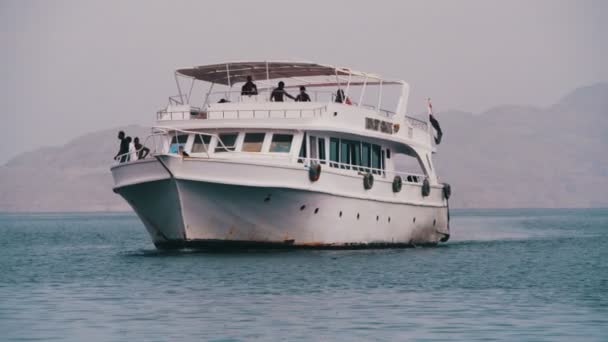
[156,106,327,121]
[207,89,337,103]
[114,129,428,184]
[205,106,327,120]
[405,115,428,131]
[114,130,167,165]
[298,157,426,183]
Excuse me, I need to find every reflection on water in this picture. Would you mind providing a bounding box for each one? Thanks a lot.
[0,209,606,341]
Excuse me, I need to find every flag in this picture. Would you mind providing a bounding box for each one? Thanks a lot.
[427,97,442,145]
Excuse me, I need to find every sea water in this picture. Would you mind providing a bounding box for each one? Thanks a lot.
[0,209,606,341]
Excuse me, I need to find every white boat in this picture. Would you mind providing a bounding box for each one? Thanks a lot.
[110,61,452,249]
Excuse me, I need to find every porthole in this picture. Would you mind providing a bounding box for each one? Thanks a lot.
[264,195,271,202]
[314,208,319,214]
[357,213,360,220]
[433,219,436,226]
[413,217,416,223]
[339,211,343,217]
[388,217,391,223]
[376,215,379,221]
[300,205,306,210]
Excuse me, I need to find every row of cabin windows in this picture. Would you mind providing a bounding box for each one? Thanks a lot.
[171,133,388,174]
[171,132,294,154]
[299,135,388,175]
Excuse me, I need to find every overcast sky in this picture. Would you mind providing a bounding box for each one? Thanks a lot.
[1,0,606,164]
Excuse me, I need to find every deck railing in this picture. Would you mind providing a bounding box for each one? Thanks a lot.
[405,115,428,131]
[114,128,428,184]
[298,157,426,184]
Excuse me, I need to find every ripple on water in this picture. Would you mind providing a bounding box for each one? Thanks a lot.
[0,209,607,341]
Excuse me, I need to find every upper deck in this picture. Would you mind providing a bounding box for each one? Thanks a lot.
[155,61,434,150]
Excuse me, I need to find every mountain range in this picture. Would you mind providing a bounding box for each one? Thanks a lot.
[1,83,606,211]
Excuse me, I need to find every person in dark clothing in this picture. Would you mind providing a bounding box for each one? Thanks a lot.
[241,76,258,96]
[134,137,150,160]
[295,86,311,102]
[270,81,295,102]
[335,89,345,103]
[115,131,129,163]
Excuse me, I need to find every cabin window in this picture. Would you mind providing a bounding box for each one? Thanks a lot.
[371,144,381,174]
[318,138,326,164]
[351,141,361,171]
[215,133,238,152]
[309,136,318,161]
[191,134,211,153]
[242,133,265,152]
[298,134,306,163]
[327,138,385,173]
[169,134,188,153]
[381,149,386,175]
[386,149,391,159]
[329,138,339,167]
[270,134,293,153]
[361,142,371,172]
[340,140,350,169]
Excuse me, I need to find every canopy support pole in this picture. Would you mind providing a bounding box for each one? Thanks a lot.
[334,69,342,103]
[266,61,270,100]
[202,83,215,108]
[225,64,231,101]
[344,72,352,103]
[358,76,368,107]
[175,72,184,105]
[376,80,383,112]
[186,77,195,104]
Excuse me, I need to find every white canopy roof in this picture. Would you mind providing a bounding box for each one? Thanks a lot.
[176,61,403,86]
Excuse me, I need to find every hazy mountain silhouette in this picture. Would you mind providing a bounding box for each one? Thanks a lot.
[1,84,606,211]
[434,83,608,208]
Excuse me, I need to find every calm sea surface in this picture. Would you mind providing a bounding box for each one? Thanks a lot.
[0,209,606,341]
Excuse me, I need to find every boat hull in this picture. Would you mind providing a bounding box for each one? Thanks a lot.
[115,177,449,249]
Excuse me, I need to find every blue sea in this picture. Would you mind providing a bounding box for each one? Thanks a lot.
[0,209,606,341]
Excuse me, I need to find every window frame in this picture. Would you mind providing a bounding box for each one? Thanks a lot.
[241,132,266,153]
[269,133,294,153]
[215,132,239,153]
[191,134,212,153]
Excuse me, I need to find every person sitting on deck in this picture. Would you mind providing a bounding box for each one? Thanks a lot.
[295,86,311,102]
[241,76,258,96]
[270,81,295,102]
[335,89,352,105]
[178,145,189,157]
[114,131,129,163]
[134,137,150,160]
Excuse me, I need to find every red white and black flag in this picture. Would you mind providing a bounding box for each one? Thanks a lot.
[427,98,443,145]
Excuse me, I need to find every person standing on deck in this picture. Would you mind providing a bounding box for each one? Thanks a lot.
[134,137,150,160]
[270,81,295,102]
[295,86,311,102]
[241,76,258,96]
[115,131,129,163]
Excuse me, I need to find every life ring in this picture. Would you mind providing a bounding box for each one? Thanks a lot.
[308,163,321,182]
[421,178,431,197]
[363,173,374,190]
[442,183,451,200]
[392,175,403,193]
